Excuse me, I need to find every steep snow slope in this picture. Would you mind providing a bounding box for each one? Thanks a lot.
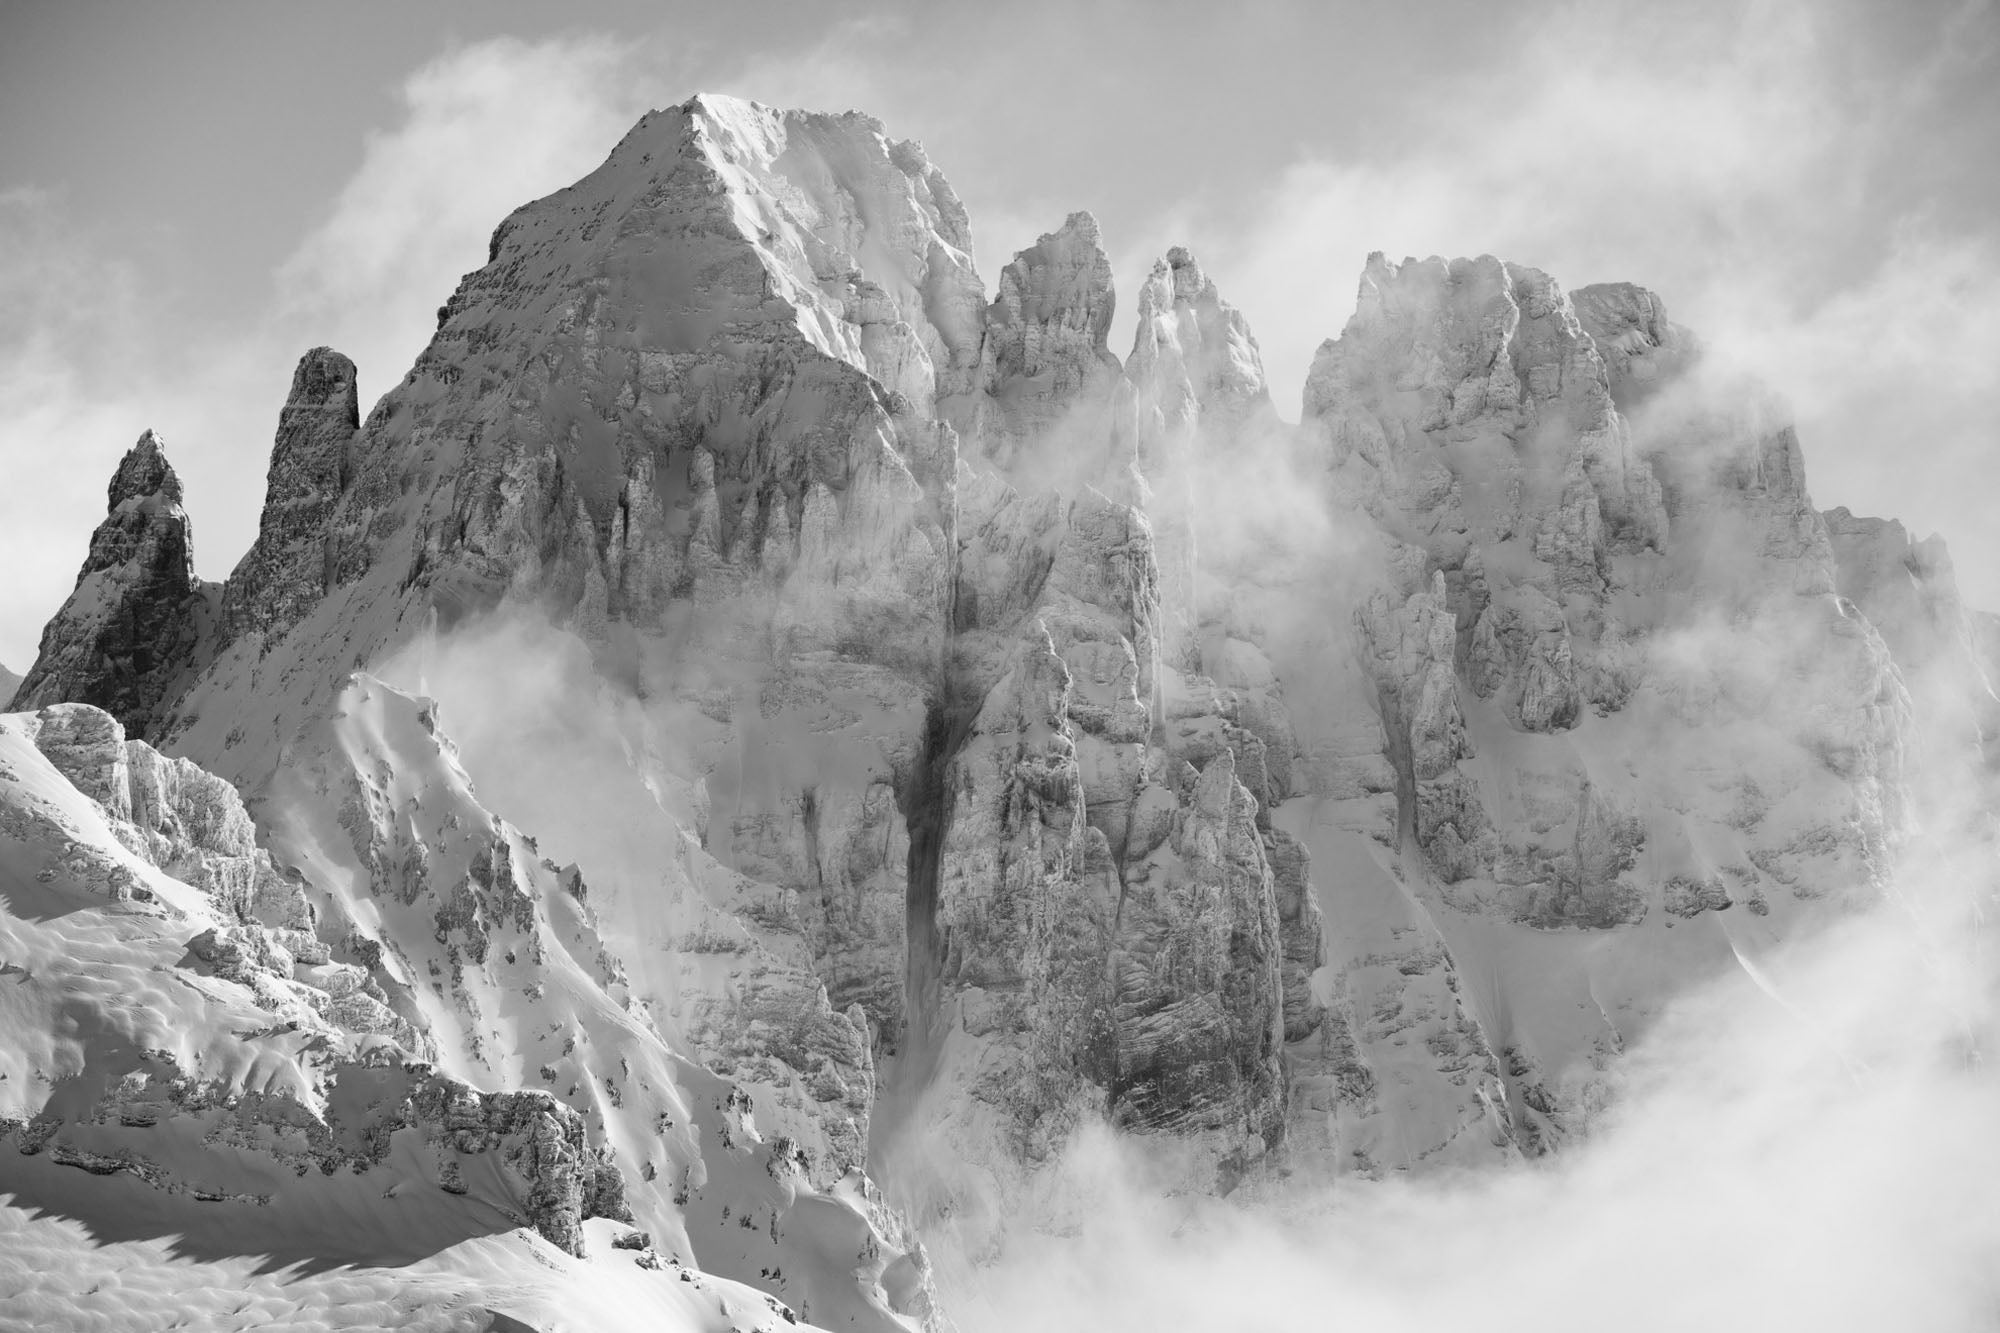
[0,697,935,1331]
[0,705,613,1261]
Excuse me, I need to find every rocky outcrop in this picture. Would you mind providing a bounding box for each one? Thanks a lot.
[221,346,361,648]
[963,211,1122,479]
[7,1052,627,1257]
[1127,247,1271,448]
[11,432,215,737]
[160,97,986,1096]
[1107,746,1286,1142]
[1355,568,1491,885]
[1570,281,1696,409]
[1302,257,1908,913]
[1125,247,1274,670]
[14,702,385,1021]
[899,238,1317,1202]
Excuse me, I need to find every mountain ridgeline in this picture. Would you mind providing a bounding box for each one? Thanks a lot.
[7,94,1995,1323]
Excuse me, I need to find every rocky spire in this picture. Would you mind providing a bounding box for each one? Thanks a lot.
[1122,246,1272,670]
[1127,246,1271,446]
[966,211,1122,475]
[220,346,360,647]
[11,430,215,735]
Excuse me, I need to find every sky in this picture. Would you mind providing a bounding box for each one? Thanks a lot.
[1,0,1997,670]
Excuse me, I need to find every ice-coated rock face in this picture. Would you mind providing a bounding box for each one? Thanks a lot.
[221,346,361,648]
[963,210,1123,478]
[12,431,216,736]
[0,663,19,710]
[1125,246,1275,670]
[1263,252,1937,1173]
[1570,281,1696,409]
[1308,253,1669,577]
[1128,247,1271,442]
[1108,745,1286,1141]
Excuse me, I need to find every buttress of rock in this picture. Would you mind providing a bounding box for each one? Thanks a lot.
[11,430,216,736]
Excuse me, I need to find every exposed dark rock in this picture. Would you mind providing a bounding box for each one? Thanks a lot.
[11,431,215,736]
[220,347,361,647]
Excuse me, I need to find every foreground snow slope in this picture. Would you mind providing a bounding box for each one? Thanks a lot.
[0,699,931,1332]
[0,1207,819,1333]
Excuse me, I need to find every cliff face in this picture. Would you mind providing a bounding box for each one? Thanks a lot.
[220,346,361,647]
[7,92,1990,1313]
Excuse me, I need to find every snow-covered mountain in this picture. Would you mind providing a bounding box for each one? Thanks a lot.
[5,94,1995,1330]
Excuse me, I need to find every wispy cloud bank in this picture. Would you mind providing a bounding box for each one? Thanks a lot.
[945,867,2000,1331]
[275,34,660,409]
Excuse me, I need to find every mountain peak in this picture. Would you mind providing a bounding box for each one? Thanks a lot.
[108,428,183,508]
[1130,243,1271,424]
[963,209,1121,475]
[11,430,213,735]
[286,346,360,425]
[1571,281,1696,407]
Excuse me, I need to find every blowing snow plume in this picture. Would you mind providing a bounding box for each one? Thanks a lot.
[3,75,1997,1333]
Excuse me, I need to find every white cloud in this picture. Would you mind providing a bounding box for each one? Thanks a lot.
[945,870,2000,1332]
[274,34,664,413]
